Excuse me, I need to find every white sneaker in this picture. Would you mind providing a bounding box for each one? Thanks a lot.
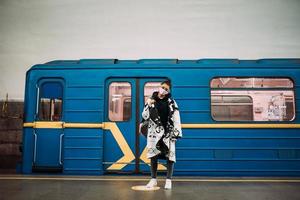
[164,179,172,189]
[146,178,157,188]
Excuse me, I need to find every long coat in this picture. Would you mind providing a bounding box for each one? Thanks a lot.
[141,92,182,162]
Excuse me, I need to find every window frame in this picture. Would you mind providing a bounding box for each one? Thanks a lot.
[209,76,296,122]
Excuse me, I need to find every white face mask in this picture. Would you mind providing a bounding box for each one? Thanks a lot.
[159,87,169,95]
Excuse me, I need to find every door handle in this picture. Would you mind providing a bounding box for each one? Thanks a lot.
[35,86,39,120]
[59,134,64,165]
[33,131,37,164]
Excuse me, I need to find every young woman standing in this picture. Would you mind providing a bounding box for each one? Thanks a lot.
[141,80,182,189]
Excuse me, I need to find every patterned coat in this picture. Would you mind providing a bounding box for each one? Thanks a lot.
[142,92,182,162]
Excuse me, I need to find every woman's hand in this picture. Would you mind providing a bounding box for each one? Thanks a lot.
[146,98,155,106]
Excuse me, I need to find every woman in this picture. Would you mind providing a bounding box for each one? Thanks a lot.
[141,80,182,189]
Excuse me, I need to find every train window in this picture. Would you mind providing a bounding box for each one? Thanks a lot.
[38,82,63,121]
[144,82,162,103]
[211,77,295,121]
[108,82,131,121]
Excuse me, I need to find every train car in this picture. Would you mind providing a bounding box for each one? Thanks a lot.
[22,58,300,176]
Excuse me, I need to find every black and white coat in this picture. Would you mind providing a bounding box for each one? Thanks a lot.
[142,92,182,162]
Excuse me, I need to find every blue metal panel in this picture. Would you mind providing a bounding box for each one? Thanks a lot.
[63,128,103,175]
[175,128,300,176]
[78,59,117,64]
[64,148,102,158]
[34,129,63,168]
[65,99,103,110]
[66,87,102,99]
[137,59,178,64]
[64,111,103,123]
[22,128,34,174]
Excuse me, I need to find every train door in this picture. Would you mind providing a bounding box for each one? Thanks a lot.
[104,78,167,173]
[33,79,64,171]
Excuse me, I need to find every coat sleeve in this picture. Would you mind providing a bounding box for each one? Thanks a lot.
[172,99,182,138]
[142,99,150,120]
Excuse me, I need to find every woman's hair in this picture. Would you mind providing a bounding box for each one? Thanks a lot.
[161,80,172,88]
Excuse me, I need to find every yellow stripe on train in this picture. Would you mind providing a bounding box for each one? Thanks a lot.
[23,122,300,129]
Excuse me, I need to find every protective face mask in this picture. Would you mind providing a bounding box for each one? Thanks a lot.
[159,87,169,95]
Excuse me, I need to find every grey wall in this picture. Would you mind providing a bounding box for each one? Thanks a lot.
[1,0,300,100]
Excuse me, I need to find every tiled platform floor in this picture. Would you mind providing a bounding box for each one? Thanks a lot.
[0,175,300,200]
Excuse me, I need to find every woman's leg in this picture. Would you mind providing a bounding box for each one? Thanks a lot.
[166,159,174,179]
[164,158,174,189]
[150,155,158,178]
[146,155,158,188]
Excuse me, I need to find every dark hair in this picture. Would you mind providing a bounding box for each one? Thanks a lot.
[161,80,172,88]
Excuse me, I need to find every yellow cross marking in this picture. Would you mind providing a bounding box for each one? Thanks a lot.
[104,122,166,170]
[103,122,135,170]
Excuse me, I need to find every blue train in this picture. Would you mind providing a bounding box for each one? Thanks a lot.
[22,58,300,176]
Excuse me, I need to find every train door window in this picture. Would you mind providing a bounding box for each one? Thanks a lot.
[108,82,131,121]
[38,82,63,121]
[210,77,295,121]
[144,82,162,103]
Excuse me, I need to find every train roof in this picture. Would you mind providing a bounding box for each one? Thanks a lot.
[30,58,300,70]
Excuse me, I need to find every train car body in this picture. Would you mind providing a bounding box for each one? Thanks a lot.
[22,58,300,176]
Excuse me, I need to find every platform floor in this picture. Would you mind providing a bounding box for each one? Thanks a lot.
[1,175,300,200]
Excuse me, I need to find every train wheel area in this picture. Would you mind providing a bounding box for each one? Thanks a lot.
[1,175,300,200]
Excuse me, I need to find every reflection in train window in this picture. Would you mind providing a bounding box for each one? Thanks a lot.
[211,96,253,121]
[38,82,63,121]
[211,77,295,121]
[39,98,62,121]
[108,82,131,121]
[144,82,162,103]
